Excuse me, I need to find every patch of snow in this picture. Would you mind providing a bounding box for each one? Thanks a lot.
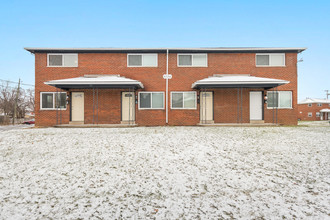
[0,126,329,219]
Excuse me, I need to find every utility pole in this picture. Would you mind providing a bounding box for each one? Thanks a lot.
[13,78,20,125]
[325,90,329,99]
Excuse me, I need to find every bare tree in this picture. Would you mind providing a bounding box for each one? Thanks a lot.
[0,83,35,122]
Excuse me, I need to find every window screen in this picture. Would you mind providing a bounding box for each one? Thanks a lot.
[128,55,142,66]
[256,55,269,66]
[172,93,183,108]
[42,93,54,109]
[178,55,192,66]
[140,93,151,108]
[49,55,63,66]
[55,93,67,108]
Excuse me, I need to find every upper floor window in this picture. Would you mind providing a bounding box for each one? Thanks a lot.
[48,54,78,67]
[256,54,285,67]
[178,54,207,67]
[317,103,322,107]
[308,103,312,107]
[127,54,157,67]
[267,91,292,109]
[40,92,67,110]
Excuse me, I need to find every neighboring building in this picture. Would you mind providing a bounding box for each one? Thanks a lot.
[25,47,306,127]
[298,98,330,121]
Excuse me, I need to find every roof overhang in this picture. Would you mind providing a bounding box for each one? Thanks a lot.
[24,47,307,54]
[192,74,289,89]
[320,108,330,113]
[44,75,144,89]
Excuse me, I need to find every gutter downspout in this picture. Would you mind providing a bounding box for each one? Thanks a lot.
[166,49,169,124]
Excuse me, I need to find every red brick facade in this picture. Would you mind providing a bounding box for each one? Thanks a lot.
[298,103,330,121]
[32,50,301,126]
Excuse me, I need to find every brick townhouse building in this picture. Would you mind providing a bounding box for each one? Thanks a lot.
[298,98,330,121]
[25,47,306,127]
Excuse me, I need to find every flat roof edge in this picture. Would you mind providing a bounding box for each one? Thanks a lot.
[24,47,307,53]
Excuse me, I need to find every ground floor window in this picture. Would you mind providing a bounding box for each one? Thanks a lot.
[171,92,197,109]
[316,112,320,117]
[139,92,164,109]
[40,92,67,110]
[267,91,292,108]
[308,112,312,117]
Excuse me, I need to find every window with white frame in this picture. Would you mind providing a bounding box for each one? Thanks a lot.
[139,92,164,109]
[127,54,157,67]
[308,103,312,107]
[316,112,320,117]
[41,92,67,109]
[171,92,197,109]
[48,54,78,67]
[317,103,322,107]
[308,112,312,117]
[267,91,292,108]
[256,54,285,67]
[178,54,207,67]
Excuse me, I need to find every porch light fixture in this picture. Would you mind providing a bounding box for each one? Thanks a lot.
[264,94,268,103]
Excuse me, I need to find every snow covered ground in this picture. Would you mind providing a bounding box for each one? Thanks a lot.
[0,126,329,219]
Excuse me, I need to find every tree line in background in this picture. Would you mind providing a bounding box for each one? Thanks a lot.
[0,83,35,124]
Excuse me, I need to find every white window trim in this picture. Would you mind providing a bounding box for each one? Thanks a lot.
[40,92,67,110]
[316,112,320,117]
[47,53,78,67]
[308,103,312,107]
[267,91,292,109]
[317,103,322,107]
[127,54,158,67]
[170,91,197,109]
[177,54,208,67]
[256,53,286,67]
[308,112,312,117]
[138,92,165,110]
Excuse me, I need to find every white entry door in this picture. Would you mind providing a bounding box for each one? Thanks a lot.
[71,92,84,122]
[122,92,135,122]
[200,92,213,123]
[250,91,263,121]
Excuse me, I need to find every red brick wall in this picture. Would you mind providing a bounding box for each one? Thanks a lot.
[298,103,330,121]
[34,52,298,126]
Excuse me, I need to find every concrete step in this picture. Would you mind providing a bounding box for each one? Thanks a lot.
[121,121,136,124]
[69,121,84,125]
[250,120,265,124]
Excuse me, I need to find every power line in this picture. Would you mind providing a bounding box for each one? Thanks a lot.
[0,79,34,87]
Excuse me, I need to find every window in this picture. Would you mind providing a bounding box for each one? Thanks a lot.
[308,112,312,117]
[316,112,320,117]
[256,54,285,67]
[317,103,322,107]
[139,92,164,109]
[178,54,207,67]
[308,103,312,107]
[127,54,157,67]
[48,54,78,67]
[171,92,197,109]
[267,91,292,108]
[40,92,67,110]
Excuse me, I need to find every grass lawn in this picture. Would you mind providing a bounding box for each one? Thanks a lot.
[0,124,329,219]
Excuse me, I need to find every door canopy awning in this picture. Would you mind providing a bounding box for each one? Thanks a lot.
[45,75,144,89]
[192,74,289,89]
[320,108,330,113]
